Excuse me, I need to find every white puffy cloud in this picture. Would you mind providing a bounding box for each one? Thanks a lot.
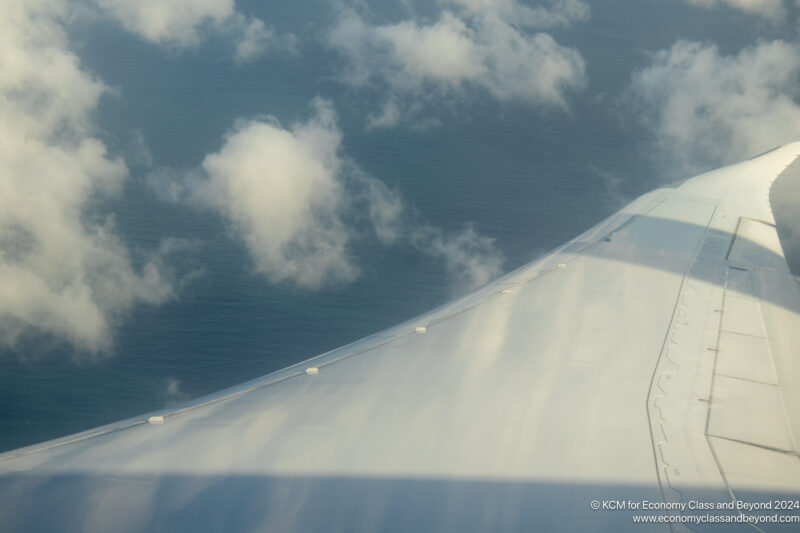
[163,99,503,291]
[374,13,487,87]
[94,0,234,47]
[683,0,785,19]
[93,0,295,62]
[0,0,173,355]
[328,2,586,128]
[627,40,800,174]
[198,100,359,288]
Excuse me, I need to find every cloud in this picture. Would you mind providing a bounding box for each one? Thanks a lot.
[157,99,503,292]
[0,0,174,355]
[373,13,487,87]
[328,3,586,128]
[440,0,590,28]
[197,99,359,289]
[411,225,505,294]
[683,0,785,19]
[94,0,233,47]
[231,15,299,64]
[626,39,800,174]
[162,378,190,406]
[93,0,295,62]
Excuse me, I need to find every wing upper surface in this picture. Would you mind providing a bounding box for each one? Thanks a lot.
[1,143,800,532]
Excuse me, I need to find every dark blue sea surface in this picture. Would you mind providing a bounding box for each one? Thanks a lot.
[1,1,798,452]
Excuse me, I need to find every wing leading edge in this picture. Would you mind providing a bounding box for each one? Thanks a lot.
[1,144,800,532]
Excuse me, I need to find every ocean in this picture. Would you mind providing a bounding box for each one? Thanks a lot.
[1,0,798,452]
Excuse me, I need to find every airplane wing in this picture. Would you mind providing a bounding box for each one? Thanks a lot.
[1,144,800,532]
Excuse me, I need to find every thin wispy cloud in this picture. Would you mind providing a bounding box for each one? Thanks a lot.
[440,0,590,28]
[162,377,190,406]
[683,0,785,19]
[92,0,297,62]
[626,39,800,176]
[0,0,175,356]
[328,1,587,128]
[231,15,299,64]
[153,99,504,293]
[411,224,505,295]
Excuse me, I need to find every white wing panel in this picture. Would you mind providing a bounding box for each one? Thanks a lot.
[1,143,799,532]
[648,143,800,525]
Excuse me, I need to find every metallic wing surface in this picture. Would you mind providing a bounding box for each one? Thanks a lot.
[2,144,800,532]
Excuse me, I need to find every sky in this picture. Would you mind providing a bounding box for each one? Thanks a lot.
[2,0,800,444]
